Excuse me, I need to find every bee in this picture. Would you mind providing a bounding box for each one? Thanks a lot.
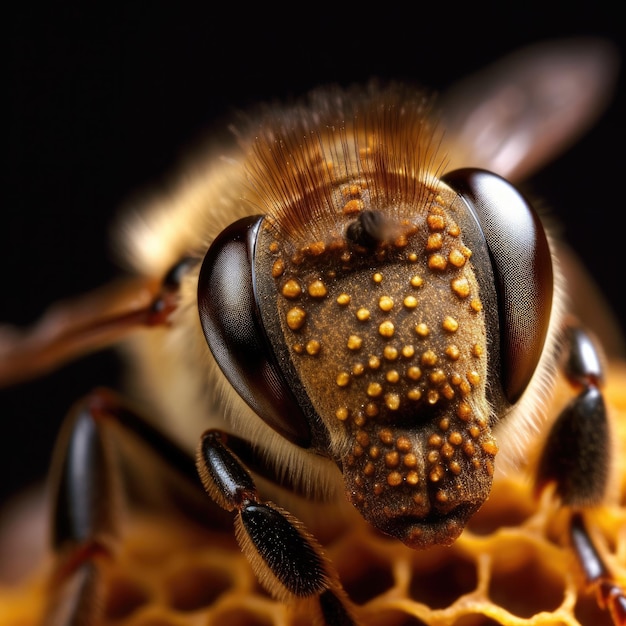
[0,38,624,626]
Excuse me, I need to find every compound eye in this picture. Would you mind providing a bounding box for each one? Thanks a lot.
[441,168,553,404]
[197,216,312,447]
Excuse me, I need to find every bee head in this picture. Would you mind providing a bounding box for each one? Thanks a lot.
[198,85,553,548]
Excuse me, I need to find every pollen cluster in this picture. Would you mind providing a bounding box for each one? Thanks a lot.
[2,362,625,626]
[260,185,497,529]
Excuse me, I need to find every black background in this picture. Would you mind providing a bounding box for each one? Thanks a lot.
[2,5,625,506]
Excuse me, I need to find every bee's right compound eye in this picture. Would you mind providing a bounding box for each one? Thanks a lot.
[441,168,554,406]
[197,216,314,448]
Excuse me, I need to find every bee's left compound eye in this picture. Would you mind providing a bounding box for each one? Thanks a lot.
[441,168,554,406]
[197,216,316,448]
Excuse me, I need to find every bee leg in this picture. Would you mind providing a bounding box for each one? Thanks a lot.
[197,429,360,626]
[536,324,626,625]
[43,387,213,626]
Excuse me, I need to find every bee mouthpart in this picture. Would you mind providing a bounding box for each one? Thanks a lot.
[381,503,480,549]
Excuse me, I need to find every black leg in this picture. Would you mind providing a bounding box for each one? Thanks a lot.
[42,388,219,626]
[196,429,360,625]
[536,323,625,625]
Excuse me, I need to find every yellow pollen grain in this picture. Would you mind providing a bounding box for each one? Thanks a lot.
[363,461,375,476]
[439,417,450,431]
[387,472,403,487]
[352,444,364,457]
[379,429,394,445]
[406,471,419,485]
[429,369,447,385]
[445,345,461,360]
[373,272,383,283]
[281,279,302,298]
[356,431,370,447]
[306,340,321,355]
[307,241,326,256]
[467,370,481,385]
[427,214,445,231]
[441,384,455,400]
[449,431,463,446]
[486,460,495,476]
[429,465,445,482]
[403,295,418,309]
[269,241,279,253]
[308,280,327,298]
[286,307,306,330]
[410,275,424,288]
[356,308,371,321]
[449,461,461,475]
[386,370,400,383]
[408,252,418,262]
[368,356,381,370]
[404,453,417,467]
[401,344,415,358]
[451,373,463,386]
[347,335,363,350]
[415,323,430,338]
[448,249,466,267]
[469,425,481,439]
[482,439,499,456]
[385,393,401,410]
[365,402,379,417]
[448,224,460,237]
[421,350,438,366]
[383,346,399,360]
[470,298,483,312]
[336,407,349,421]
[441,443,454,459]
[429,454,442,469]
[427,390,440,404]
[369,446,380,459]
[367,382,383,397]
[426,233,443,251]
[396,436,411,452]
[429,434,442,447]
[352,362,365,376]
[472,343,484,357]
[342,184,362,197]
[442,316,459,332]
[378,296,394,311]
[406,366,422,380]
[385,451,400,468]
[428,253,447,271]
[293,343,304,354]
[463,441,476,457]
[451,277,471,298]
[342,198,364,215]
[353,411,366,427]
[272,259,285,277]
[337,293,351,306]
[436,490,449,503]
[457,402,472,421]
[407,388,422,401]
[379,321,395,338]
[336,371,351,387]
[459,381,472,396]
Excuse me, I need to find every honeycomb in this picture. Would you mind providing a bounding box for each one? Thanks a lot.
[1,363,625,626]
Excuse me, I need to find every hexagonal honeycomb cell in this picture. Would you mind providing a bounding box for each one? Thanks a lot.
[1,363,625,626]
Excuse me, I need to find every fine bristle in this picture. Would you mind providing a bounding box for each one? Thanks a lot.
[240,83,448,246]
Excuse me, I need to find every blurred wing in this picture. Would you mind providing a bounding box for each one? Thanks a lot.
[439,37,619,183]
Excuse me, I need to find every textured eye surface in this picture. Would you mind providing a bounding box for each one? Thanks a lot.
[441,168,554,406]
[197,215,313,447]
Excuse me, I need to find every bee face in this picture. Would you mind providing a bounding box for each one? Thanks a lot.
[198,85,555,549]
